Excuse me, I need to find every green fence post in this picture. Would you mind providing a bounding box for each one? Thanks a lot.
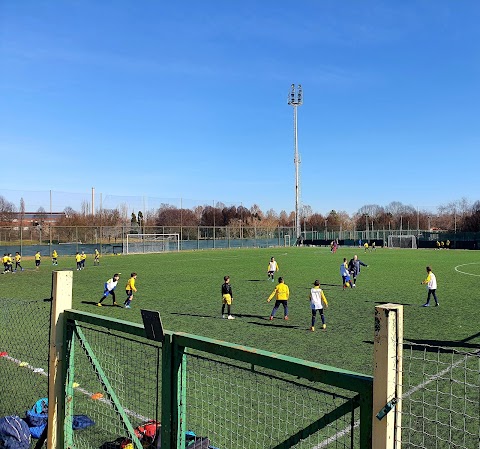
[172,335,186,449]
[161,333,173,449]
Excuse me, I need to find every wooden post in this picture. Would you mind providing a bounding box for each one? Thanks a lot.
[373,304,403,449]
[47,271,73,449]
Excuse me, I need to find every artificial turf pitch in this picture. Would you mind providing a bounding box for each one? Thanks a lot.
[3,245,479,376]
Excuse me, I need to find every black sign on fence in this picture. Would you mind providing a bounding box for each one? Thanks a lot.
[141,309,165,342]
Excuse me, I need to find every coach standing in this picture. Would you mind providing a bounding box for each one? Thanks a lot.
[348,255,368,287]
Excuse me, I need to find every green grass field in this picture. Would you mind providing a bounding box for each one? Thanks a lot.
[3,246,479,375]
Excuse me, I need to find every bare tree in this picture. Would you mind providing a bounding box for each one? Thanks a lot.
[0,195,16,223]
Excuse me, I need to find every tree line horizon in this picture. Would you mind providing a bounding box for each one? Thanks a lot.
[1,195,480,232]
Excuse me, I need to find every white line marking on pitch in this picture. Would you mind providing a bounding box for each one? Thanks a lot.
[1,355,150,422]
[454,262,480,277]
[313,348,479,449]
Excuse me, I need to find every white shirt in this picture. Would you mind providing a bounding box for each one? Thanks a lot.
[268,261,278,272]
[310,288,324,310]
[427,272,437,290]
[106,278,118,291]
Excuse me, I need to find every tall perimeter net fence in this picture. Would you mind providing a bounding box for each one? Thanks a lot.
[399,342,480,448]
[0,297,52,447]
[64,321,162,449]
[184,350,360,449]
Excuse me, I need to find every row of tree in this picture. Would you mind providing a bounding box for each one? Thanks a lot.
[1,195,480,232]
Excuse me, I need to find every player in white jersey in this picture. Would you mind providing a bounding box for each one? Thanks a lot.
[309,280,329,331]
[267,257,279,282]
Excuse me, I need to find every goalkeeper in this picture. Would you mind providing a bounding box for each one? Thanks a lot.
[98,273,121,306]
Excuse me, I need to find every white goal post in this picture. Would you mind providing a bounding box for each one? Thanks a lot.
[387,235,417,249]
[125,234,180,254]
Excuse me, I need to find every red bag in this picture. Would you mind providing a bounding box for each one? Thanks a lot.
[120,420,161,449]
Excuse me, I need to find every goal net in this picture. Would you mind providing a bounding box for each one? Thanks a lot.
[387,235,417,249]
[126,234,180,254]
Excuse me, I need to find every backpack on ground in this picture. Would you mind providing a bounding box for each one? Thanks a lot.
[0,416,31,449]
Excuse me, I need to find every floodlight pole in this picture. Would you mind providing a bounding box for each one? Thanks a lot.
[288,84,303,241]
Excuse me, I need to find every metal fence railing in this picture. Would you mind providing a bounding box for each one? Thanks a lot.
[398,342,480,448]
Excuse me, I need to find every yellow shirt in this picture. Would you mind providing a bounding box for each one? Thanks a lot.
[126,277,137,292]
[52,250,58,258]
[15,254,21,262]
[35,253,41,261]
[268,283,290,301]
[75,254,82,262]
[81,253,86,260]
[2,256,8,264]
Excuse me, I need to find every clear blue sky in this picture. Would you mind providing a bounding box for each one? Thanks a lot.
[1,1,479,215]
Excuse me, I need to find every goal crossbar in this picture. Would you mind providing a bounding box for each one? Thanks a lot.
[387,235,417,249]
[126,233,180,254]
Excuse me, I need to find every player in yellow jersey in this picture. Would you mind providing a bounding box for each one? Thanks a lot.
[2,254,9,273]
[80,251,86,269]
[14,252,23,272]
[94,248,100,266]
[35,251,41,268]
[124,273,138,308]
[75,252,82,270]
[6,254,13,272]
[52,249,58,265]
[267,277,290,320]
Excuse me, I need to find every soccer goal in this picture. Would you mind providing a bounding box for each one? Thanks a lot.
[387,235,417,249]
[125,234,180,254]
[284,235,291,247]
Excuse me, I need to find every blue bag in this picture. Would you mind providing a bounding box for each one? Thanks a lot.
[0,416,31,449]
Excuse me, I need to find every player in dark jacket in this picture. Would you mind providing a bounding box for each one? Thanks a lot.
[348,255,368,287]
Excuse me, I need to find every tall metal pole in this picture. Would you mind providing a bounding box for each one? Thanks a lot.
[288,84,303,241]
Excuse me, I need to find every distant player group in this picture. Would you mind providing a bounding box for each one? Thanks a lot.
[222,255,368,332]
[220,252,439,332]
[97,272,138,309]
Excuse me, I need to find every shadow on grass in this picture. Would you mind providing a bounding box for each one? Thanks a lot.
[81,301,123,308]
[171,312,270,321]
[248,321,302,329]
[246,279,267,282]
[373,301,416,306]
[171,312,214,318]
[235,313,267,320]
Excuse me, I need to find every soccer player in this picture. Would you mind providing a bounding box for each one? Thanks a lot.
[98,273,121,306]
[75,252,82,270]
[364,242,369,252]
[309,280,328,331]
[52,249,58,265]
[221,275,235,319]
[267,257,279,282]
[94,248,100,266]
[2,254,9,273]
[347,255,368,287]
[35,251,41,268]
[80,251,86,269]
[267,276,290,320]
[6,254,13,272]
[421,266,439,307]
[14,252,23,272]
[124,273,138,308]
[340,258,351,289]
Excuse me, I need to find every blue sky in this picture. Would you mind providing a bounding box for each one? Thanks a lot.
[1,1,479,215]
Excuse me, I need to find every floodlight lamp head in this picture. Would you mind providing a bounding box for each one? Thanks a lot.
[297,85,303,104]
